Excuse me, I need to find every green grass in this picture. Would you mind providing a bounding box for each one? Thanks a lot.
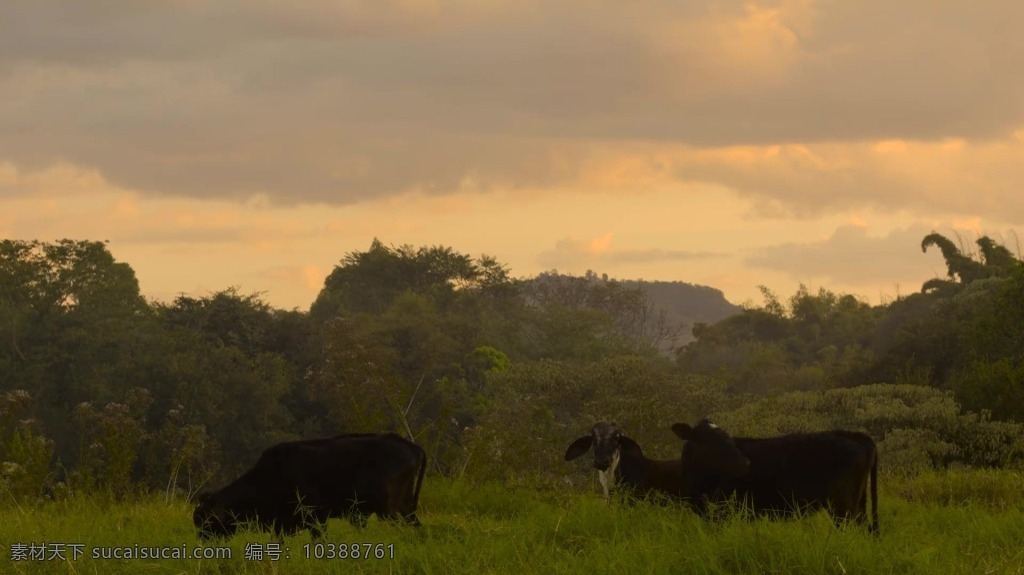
[3,471,1024,574]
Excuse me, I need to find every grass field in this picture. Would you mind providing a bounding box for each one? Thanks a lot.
[3,470,1024,574]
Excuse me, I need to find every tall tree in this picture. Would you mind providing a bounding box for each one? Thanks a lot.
[311,239,485,320]
[0,239,152,471]
[920,232,1017,292]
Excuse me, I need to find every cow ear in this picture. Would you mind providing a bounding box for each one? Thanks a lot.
[671,423,693,440]
[618,435,642,455]
[564,436,594,461]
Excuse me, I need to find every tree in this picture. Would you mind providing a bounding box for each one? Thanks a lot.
[921,232,1018,293]
[0,240,151,467]
[0,239,146,371]
[310,239,488,321]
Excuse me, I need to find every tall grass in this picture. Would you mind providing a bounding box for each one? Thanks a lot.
[2,470,1024,574]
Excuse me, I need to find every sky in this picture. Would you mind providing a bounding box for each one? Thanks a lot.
[2,0,1023,311]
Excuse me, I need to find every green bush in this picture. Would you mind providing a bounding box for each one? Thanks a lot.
[1,427,54,504]
[897,469,1024,510]
[1,390,55,505]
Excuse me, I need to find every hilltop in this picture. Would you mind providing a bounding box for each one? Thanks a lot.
[620,278,742,347]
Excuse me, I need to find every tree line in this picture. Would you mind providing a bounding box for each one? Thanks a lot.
[1,233,1023,504]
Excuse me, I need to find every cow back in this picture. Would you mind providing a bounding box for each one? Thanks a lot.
[196,432,426,537]
[723,431,876,515]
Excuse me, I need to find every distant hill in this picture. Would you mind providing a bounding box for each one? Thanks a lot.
[523,270,742,352]
[620,279,742,348]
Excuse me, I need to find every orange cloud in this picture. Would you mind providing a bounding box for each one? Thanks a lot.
[552,135,1024,223]
[873,140,907,154]
[260,265,327,293]
[302,265,326,290]
[715,3,804,82]
[538,233,722,270]
[0,161,114,197]
[587,233,614,255]
[951,217,982,234]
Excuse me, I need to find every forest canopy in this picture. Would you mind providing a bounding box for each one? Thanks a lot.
[1,233,1023,503]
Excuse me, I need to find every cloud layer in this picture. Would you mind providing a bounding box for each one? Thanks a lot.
[2,0,1023,222]
[743,223,995,291]
[745,225,942,284]
[539,233,721,269]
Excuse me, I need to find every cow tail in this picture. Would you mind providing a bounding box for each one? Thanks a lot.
[869,445,879,536]
[412,444,427,512]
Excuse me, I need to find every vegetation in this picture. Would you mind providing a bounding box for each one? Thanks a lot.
[2,232,1024,571]
[3,475,1024,574]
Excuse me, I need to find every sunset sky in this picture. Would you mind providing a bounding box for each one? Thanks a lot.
[2,1,1023,311]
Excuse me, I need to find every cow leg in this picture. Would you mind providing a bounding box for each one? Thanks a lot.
[828,497,857,530]
[830,512,849,530]
[853,490,868,526]
[385,469,421,527]
[306,511,328,540]
[854,474,870,526]
[309,524,324,539]
[830,477,868,530]
[379,510,402,524]
[687,497,711,520]
[379,509,421,526]
[347,513,369,529]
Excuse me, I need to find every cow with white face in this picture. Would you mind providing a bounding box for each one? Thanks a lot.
[564,421,686,503]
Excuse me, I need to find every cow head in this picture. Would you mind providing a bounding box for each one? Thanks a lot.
[565,421,630,471]
[192,492,238,540]
[565,422,644,500]
[671,419,750,479]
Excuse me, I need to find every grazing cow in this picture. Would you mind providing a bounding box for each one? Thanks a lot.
[193,433,426,540]
[564,421,689,503]
[671,419,879,534]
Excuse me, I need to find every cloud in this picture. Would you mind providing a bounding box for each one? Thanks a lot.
[539,234,721,270]
[521,137,1024,223]
[258,264,327,292]
[0,165,322,250]
[743,222,1022,289]
[670,136,1024,222]
[1,0,1022,213]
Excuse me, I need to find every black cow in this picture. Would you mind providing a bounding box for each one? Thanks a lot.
[672,419,879,534]
[192,433,426,540]
[564,421,696,503]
